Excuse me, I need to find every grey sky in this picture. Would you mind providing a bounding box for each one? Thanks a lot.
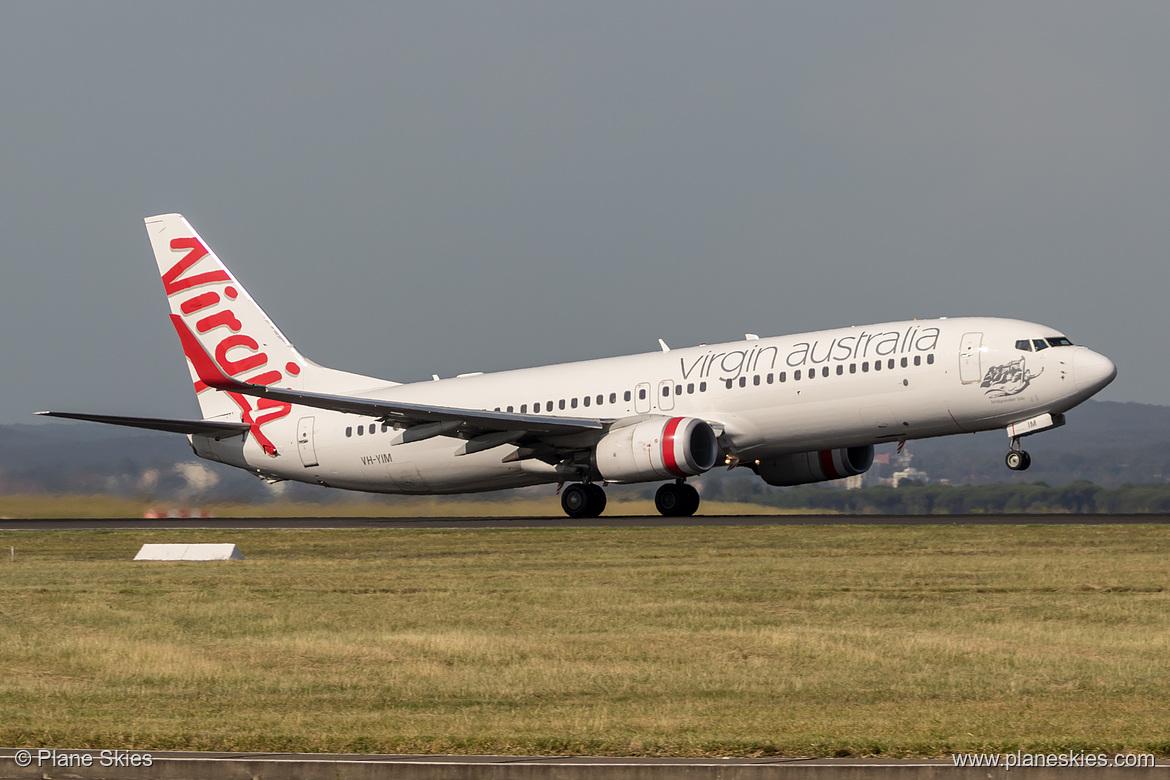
[2,2,1166,424]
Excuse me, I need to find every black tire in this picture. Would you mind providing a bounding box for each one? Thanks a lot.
[561,483,592,518]
[1005,450,1031,471]
[585,483,607,518]
[678,483,700,517]
[654,483,681,516]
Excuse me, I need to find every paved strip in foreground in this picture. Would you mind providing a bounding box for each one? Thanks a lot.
[0,750,1163,780]
[1,513,1168,530]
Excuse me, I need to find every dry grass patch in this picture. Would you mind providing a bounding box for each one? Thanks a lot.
[0,525,1167,756]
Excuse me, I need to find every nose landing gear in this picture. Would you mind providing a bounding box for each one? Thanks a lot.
[1005,437,1031,471]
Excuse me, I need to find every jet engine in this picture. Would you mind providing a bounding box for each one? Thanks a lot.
[754,445,874,487]
[593,416,719,482]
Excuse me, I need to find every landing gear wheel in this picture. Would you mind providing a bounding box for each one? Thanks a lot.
[679,483,700,516]
[655,482,700,517]
[561,483,591,518]
[585,483,607,517]
[1005,450,1031,471]
[561,483,607,518]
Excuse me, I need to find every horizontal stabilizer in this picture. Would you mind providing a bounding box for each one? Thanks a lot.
[36,411,252,437]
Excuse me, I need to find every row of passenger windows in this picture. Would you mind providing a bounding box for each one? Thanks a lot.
[344,353,936,435]
[346,422,392,437]
[1016,337,1073,352]
[495,383,712,414]
[723,354,934,388]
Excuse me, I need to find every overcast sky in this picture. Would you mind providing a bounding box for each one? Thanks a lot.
[2,2,1166,424]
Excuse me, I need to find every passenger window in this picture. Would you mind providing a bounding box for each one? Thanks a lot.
[687,383,695,393]
[823,366,830,377]
[927,354,934,365]
[369,424,376,435]
[807,368,814,380]
[725,379,734,389]
[914,355,921,366]
[795,370,802,380]
[507,406,514,413]
[766,374,773,384]
[533,403,540,413]
[739,377,747,387]
[874,360,882,371]
[624,391,631,402]
[862,362,869,372]
[675,384,683,395]
[1032,339,1049,351]
[1016,339,1032,352]
[901,357,907,368]
[662,386,670,397]
[547,401,554,412]
[583,396,590,407]
[753,375,761,386]
[346,427,352,437]
[779,372,786,382]
[382,423,390,432]
[699,382,707,392]
[571,398,578,408]
[888,359,895,370]
[521,404,527,413]
[638,388,647,400]
[357,426,364,436]
[836,365,843,375]
[597,394,604,405]
[850,363,856,374]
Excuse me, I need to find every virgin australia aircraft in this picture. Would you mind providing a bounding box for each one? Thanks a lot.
[41,214,1117,518]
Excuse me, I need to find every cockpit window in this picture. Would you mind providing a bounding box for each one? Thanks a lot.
[1015,339,1032,352]
[1046,336,1074,347]
[1032,339,1049,351]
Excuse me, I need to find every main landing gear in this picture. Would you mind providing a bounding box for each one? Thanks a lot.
[1005,437,1031,471]
[560,482,607,518]
[559,480,701,518]
[654,480,700,517]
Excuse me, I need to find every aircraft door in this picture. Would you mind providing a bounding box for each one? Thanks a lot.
[634,382,651,414]
[297,416,319,467]
[657,380,675,412]
[959,332,983,384]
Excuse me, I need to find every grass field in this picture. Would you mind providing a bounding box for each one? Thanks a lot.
[1,524,1168,757]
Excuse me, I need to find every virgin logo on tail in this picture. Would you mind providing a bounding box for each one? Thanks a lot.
[163,236,299,456]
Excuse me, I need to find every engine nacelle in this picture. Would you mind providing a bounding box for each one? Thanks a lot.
[593,416,719,483]
[754,445,874,487]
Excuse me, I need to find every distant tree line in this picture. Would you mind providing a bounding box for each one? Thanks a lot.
[702,478,1170,514]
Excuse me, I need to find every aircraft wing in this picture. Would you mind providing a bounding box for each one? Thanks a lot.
[222,381,608,436]
[173,319,607,437]
[35,411,252,436]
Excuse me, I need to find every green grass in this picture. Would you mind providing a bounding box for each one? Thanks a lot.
[1,525,1168,757]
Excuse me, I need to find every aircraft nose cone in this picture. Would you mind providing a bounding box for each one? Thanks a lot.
[1074,348,1117,394]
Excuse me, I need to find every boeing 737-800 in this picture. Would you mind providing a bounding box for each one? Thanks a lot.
[41,214,1117,517]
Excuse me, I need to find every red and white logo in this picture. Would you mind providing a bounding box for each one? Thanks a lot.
[163,236,297,456]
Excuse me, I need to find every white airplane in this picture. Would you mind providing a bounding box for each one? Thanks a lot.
[41,214,1117,517]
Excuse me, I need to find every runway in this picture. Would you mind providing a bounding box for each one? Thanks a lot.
[2,513,1167,530]
[6,749,1158,780]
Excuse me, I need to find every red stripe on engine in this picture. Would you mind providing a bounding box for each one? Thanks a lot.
[819,449,841,480]
[662,417,688,477]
